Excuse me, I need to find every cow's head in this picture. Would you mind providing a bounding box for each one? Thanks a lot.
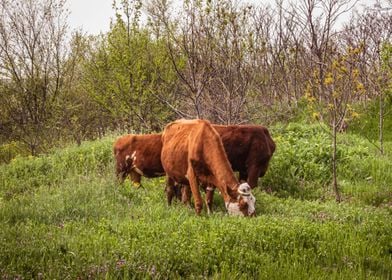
[225,183,256,217]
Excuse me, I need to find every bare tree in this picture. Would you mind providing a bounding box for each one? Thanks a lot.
[344,1,392,154]
[148,0,261,123]
[290,0,359,202]
[0,0,69,155]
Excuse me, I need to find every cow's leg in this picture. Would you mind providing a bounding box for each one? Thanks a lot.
[181,184,192,206]
[247,165,261,189]
[205,186,215,214]
[238,171,248,183]
[165,177,176,206]
[129,171,142,188]
[173,183,182,201]
[187,167,203,215]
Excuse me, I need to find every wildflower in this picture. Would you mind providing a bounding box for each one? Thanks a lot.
[352,68,360,78]
[356,82,365,93]
[307,96,316,103]
[340,66,348,73]
[324,73,334,85]
[332,60,339,69]
[351,112,360,119]
[332,91,339,98]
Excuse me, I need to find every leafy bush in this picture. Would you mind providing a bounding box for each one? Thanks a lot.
[349,99,392,142]
[262,122,390,206]
[0,137,114,200]
[263,123,333,199]
[0,141,29,164]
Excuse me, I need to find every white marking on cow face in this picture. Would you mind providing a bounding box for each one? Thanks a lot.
[225,202,242,216]
[225,183,256,216]
[243,192,256,216]
[238,183,251,195]
[239,183,256,216]
[131,151,137,161]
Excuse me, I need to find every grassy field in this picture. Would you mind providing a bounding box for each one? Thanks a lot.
[0,122,391,279]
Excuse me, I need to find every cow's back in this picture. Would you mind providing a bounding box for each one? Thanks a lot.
[113,133,164,178]
[213,125,276,182]
[161,119,234,186]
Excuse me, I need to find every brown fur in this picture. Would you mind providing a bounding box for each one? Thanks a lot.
[161,119,251,215]
[214,125,276,188]
[113,134,164,185]
[170,125,276,211]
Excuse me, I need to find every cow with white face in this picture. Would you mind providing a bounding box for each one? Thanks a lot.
[161,119,256,217]
[226,183,256,216]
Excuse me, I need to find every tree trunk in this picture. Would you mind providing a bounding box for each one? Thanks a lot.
[379,93,384,155]
[332,116,341,202]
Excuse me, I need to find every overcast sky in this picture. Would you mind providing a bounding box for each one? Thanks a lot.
[66,0,387,35]
[67,0,115,35]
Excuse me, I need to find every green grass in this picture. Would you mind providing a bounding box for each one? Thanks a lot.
[0,124,391,279]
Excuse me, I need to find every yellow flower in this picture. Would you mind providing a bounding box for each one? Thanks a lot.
[353,47,361,55]
[332,60,339,70]
[340,66,348,73]
[307,96,316,103]
[324,73,334,85]
[356,82,365,93]
[312,112,320,120]
[328,103,334,110]
[353,69,360,78]
[351,112,360,119]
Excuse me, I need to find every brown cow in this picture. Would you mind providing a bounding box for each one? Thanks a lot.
[113,134,165,187]
[161,119,256,216]
[168,124,276,210]
[214,125,276,187]
[203,124,275,209]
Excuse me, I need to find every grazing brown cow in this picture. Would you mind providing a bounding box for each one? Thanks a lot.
[113,134,165,187]
[168,124,276,211]
[214,125,276,187]
[202,125,276,210]
[161,119,256,216]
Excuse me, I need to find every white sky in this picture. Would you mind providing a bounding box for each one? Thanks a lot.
[66,0,389,35]
[67,0,115,35]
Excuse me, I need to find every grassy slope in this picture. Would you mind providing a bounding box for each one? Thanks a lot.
[0,123,391,279]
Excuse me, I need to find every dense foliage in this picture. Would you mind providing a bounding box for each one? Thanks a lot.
[1,0,391,158]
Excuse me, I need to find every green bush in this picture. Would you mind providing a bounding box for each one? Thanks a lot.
[349,99,392,142]
[263,123,334,199]
[0,141,29,164]
[0,137,114,200]
[261,122,391,206]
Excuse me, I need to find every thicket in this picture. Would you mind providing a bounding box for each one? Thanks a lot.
[1,0,391,159]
